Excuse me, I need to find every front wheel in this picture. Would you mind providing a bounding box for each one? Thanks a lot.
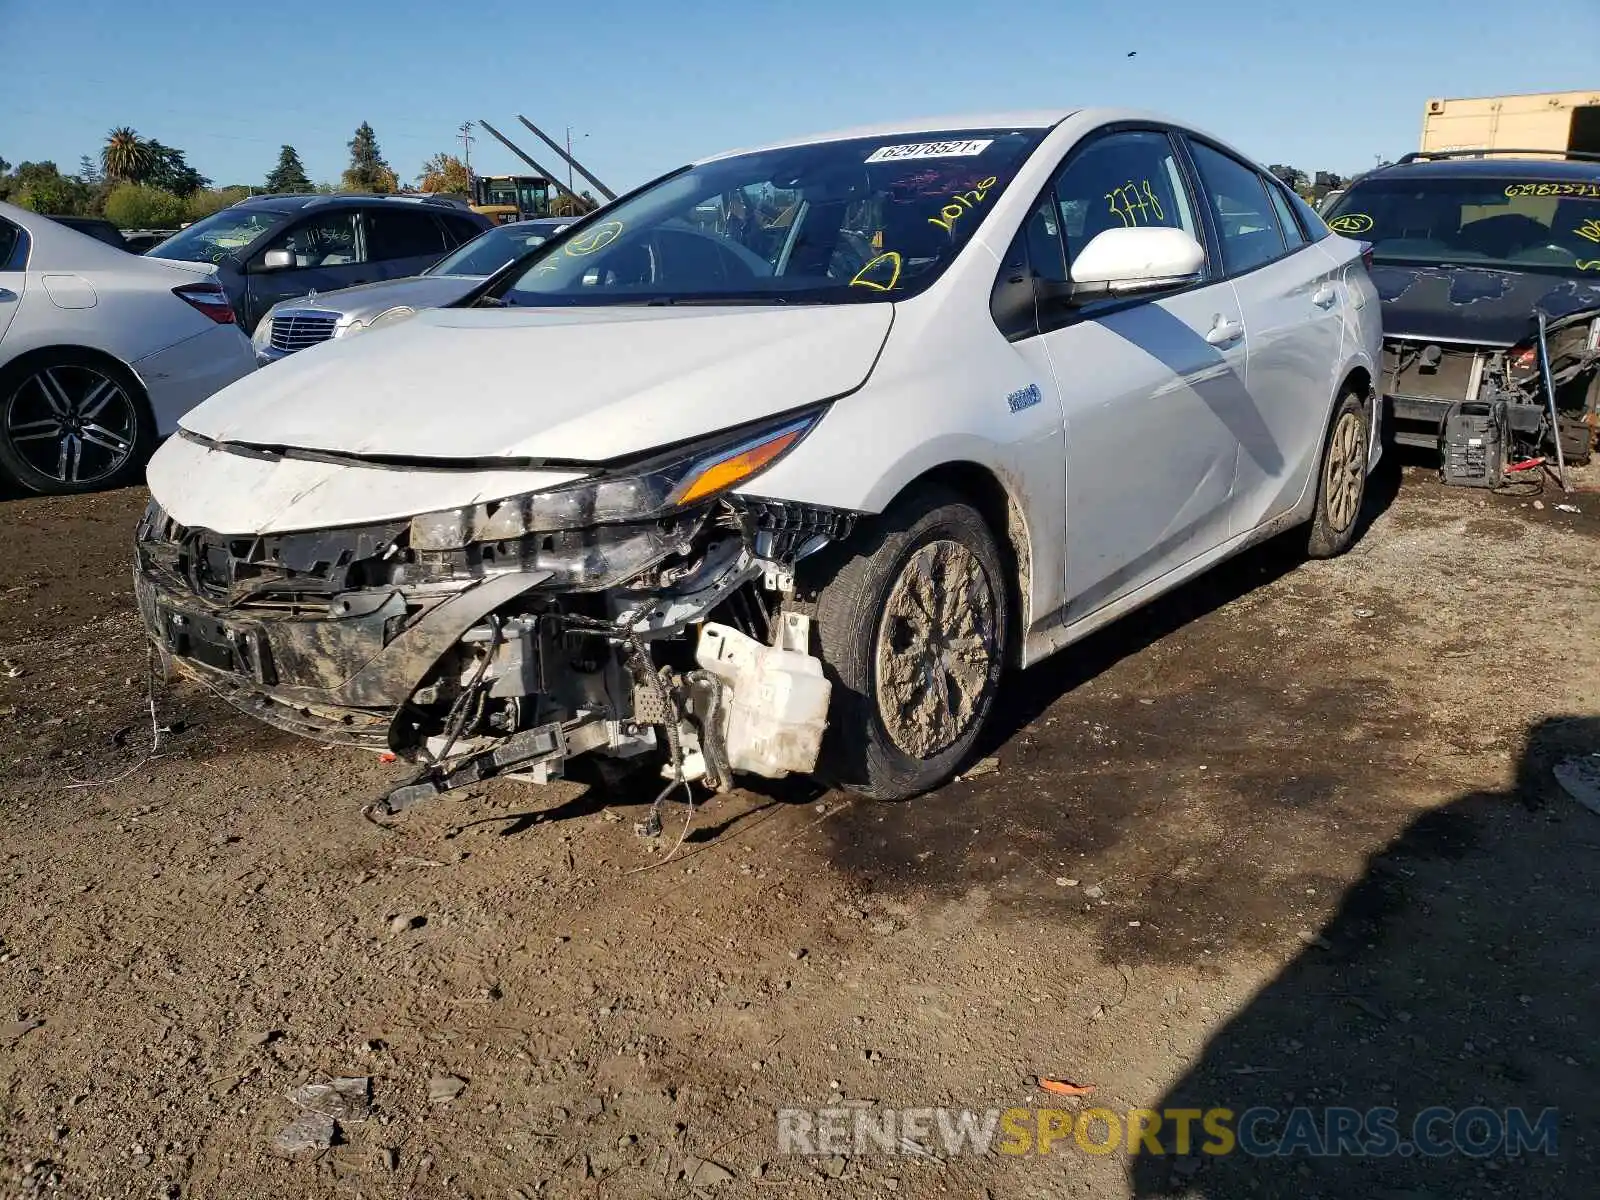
[1306,390,1370,559]
[810,485,1010,800]
[0,352,154,495]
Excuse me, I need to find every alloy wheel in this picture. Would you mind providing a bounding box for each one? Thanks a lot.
[1323,410,1366,533]
[873,539,1001,760]
[4,365,138,487]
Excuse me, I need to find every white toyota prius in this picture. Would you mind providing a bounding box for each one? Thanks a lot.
[136,109,1382,812]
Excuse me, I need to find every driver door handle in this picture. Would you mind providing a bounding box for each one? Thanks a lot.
[1206,315,1244,347]
[1312,283,1338,308]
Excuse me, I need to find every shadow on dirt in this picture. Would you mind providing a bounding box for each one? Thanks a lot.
[1129,715,1600,1198]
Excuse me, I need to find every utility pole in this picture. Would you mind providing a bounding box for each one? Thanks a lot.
[457,121,476,178]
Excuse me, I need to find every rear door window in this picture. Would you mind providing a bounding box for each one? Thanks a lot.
[439,214,485,247]
[365,209,447,261]
[1268,184,1308,250]
[1187,141,1289,275]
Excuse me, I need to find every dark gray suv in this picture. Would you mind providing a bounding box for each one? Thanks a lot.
[146,193,491,331]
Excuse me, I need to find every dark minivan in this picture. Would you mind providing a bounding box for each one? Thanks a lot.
[147,193,491,331]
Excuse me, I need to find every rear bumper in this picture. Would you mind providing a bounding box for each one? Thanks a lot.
[133,326,256,435]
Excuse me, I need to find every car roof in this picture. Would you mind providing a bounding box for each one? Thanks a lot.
[1363,154,1600,182]
[231,193,476,212]
[697,109,1079,162]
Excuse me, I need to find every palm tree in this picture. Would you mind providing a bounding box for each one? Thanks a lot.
[102,127,153,184]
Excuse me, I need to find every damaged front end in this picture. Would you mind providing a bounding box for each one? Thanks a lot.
[134,412,859,813]
[1384,304,1600,482]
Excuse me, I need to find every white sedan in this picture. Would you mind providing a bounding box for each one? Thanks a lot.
[0,202,254,494]
[137,108,1382,805]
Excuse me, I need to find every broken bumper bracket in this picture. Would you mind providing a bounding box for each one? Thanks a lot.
[380,722,569,815]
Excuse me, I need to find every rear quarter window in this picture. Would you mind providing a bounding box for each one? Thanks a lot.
[1289,191,1332,241]
[0,218,22,268]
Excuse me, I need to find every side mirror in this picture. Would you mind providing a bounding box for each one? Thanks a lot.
[259,248,296,271]
[1067,226,1205,301]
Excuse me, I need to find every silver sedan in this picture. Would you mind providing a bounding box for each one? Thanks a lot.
[251,217,570,364]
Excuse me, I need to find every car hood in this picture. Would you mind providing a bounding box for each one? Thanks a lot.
[180,302,894,461]
[1371,263,1600,347]
[270,274,479,319]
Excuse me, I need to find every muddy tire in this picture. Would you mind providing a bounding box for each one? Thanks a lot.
[0,351,155,495]
[1306,390,1370,559]
[810,485,1009,800]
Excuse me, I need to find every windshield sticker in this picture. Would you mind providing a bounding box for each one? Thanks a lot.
[1504,182,1600,199]
[1106,179,1166,228]
[849,251,903,291]
[1327,213,1374,235]
[865,139,993,164]
[1006,383,1042,413]
[1575,219,1600,245]
[927,176,999,234]
[564,219,624,256]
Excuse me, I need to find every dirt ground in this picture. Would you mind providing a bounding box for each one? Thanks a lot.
[1,456,1597,1200]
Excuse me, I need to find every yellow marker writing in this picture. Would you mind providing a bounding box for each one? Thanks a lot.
[927,177,999,233]
[564,219,624,257]
[1328,213,1374,235]
[849,251,903,291]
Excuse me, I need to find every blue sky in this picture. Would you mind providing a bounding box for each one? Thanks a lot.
[3,0,1596,192]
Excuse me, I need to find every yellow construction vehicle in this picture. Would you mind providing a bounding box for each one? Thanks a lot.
[469,175,553,224]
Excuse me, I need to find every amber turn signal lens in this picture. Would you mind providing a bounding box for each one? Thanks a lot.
[675,428,803,505]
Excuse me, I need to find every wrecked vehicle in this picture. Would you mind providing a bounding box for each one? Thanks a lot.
[135,109,1382,814]
[1322,150,1600,484]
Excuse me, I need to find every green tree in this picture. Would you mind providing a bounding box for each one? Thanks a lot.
[17,176,93,215]
[417,153,470,195]
[143,141,209,196]
[103,183,187,229]
[102,127,154,183]
[550,189,598,218]
[5,162,91,215]
[264,144,312,193]
[342,122,398,193]
[184,186,252,222]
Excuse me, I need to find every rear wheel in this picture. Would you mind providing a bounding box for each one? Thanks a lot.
[811,485,1009,800]
[0,352,154,494]
[1307,390,1370,559]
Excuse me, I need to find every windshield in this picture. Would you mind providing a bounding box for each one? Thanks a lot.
[148,209,285,264]
[427,222,565,277]
[1325,176,1600,277]
[494,128,1047,306]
